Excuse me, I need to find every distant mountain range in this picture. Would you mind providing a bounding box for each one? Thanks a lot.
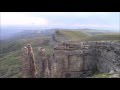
[1,26,119,40]
[0,27,56,40]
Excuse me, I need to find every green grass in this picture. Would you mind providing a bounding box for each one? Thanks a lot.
[0,50,21,78]
[0,36,52,78]
[0,30,119,78]
[55,30,120,41]
[92,73,112,78]
[85,34,120,41]
[42,45,54,55]
[92,73,120,78]
[55,30,89,41]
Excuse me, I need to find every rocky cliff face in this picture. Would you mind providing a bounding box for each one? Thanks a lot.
[21,41,120,78]
[96,42,120,73]
[49,41,120,78]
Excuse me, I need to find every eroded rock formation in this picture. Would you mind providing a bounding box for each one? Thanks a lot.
[21,41,120,78]
[21,44,37,78]
[51,41,120,78]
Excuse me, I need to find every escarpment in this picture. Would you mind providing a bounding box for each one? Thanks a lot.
[21,41,120,78]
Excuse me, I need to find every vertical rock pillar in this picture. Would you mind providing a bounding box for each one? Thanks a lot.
[38,47,51,78]
[21,44,37,78]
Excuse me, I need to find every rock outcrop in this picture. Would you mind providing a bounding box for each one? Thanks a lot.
[49,41,120,78]
[21,41,120,78]
[21,44,37,78]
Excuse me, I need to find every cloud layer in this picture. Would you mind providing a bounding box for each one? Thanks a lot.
[1,13,49,26]
[0,12,119,30]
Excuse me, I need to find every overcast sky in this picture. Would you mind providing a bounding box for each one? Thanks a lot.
[0,12,120,31]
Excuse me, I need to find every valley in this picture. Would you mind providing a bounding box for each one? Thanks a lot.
[0,29,120,78]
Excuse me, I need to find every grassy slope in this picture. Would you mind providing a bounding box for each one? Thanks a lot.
[55,30,89,41]
[55,30,120,41]
[85,33,120,41]
[0,50,21,78]
[91,73,120,78]
[0,30,119,78]
[0,36,53,78]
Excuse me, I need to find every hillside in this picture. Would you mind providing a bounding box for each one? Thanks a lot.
[0,35,54,78]
[53,30,90,42]
[85,33,120,41]
[53,30,120,42]
[0,29,119,78]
